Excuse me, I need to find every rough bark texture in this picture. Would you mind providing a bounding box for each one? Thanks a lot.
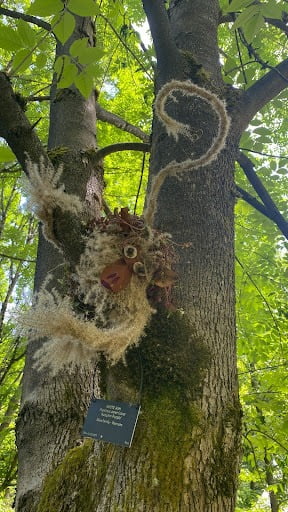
[12,0,274,510]
[15,15,102,512]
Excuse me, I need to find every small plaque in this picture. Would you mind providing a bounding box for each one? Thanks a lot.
[82,398,140,448]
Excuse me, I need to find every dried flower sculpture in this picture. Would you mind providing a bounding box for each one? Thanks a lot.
[21,80,230,374]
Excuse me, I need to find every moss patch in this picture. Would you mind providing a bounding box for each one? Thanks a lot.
[120,310,211,398]
[211,400,242,498]
[37,440,95,512]
[132,388,203,509]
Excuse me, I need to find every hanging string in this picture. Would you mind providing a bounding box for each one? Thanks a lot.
[134,152,146,214]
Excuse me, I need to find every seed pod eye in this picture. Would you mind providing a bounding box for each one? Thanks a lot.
[123,245,138,259]
[133,261,146,277]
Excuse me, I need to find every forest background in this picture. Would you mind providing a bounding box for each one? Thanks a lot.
[0,0,287,510]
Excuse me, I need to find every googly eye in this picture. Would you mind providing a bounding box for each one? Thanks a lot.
[133,261,146,277]
[123,245,138,259]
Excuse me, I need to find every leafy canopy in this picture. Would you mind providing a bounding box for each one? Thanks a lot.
[0,0,287,510]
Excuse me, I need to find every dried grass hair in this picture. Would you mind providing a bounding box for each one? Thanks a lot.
[25,157,83,247]
[144,80,230,226]
[21,280,152,375]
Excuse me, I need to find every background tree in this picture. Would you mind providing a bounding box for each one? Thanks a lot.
[0,0,287,511]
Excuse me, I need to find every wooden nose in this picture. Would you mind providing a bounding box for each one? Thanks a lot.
[100,259,133,292]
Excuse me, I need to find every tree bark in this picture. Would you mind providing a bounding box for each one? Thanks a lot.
[15,15,102,512]
[14,0,288,509]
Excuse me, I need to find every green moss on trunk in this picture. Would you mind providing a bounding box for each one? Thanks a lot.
[37,440,95,512]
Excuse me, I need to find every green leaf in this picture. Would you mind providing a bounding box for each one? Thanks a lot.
[254,127,271,135]
[227,0,253,11]
[17,19,36,48]
[35,53,47,68]
[223,56,238,76]
[240,131,253,148]
[54,55,65,75]
[78,47,105,65]
[261,2,283,19]
[11,49,33,74]
[233,5,260,29]
[53,12,76,44]
[69,38,89,57]
[28,0,63,16]
[0,146,15,163]
[0,25,23,51]
[74,70,94,98]
[67,0,100,16]
[243,11,265,42]
[57,57,78,88]
[70,39,104,64]
[250,118,262,126]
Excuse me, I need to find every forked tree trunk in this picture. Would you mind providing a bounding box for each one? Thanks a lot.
[16,2,243,511]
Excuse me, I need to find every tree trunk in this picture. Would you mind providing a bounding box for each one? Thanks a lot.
[15,2,243,511]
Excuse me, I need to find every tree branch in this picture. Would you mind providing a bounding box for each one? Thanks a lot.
[0,7,51,31]
[94,142,150,162]
[237,59,288,131]
[236,185,273,220]
[0,72,51,174]
[96,103,150,143]
[0,252,36,263]
[26,95,51,102]
[219,11,288,35]
[240,147,288,160]
[265,17,288,35]
[142,0,181,82]
[237,152,288,239]
[99,14,153,80]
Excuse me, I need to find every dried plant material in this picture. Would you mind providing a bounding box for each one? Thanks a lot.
[19,206,178,373]
[144,80,230,226]
[77,208,177,314]
[21,281,153,375]
[25,157,83,245]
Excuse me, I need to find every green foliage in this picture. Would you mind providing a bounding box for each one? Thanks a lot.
[28,0,63,17]
[235,154,288,509]
[0,173,37,505]
[53,11,76,44]
[0,0,287,509]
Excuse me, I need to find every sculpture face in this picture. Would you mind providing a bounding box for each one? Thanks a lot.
[100,259,133,292]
